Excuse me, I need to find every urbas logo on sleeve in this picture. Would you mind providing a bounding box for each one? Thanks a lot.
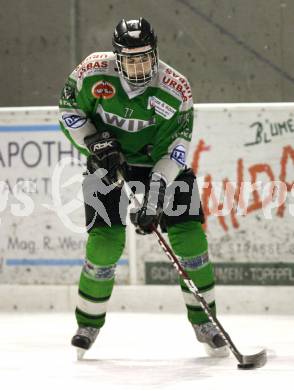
[62,113,88,129]
[170,144,186,167]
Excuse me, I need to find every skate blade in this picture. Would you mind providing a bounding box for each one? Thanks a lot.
[204,343,230,358]
[76,348,87,360]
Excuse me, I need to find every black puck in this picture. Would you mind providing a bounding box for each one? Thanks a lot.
[237,363,255,370]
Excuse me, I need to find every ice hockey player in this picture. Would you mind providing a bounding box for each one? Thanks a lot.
[58,17,229,359]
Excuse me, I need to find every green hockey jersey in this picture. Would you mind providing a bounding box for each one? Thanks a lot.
[59,52,194,185]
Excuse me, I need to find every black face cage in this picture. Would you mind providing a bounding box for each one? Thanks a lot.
[116,49,158,86]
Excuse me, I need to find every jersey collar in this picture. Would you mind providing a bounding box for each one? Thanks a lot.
[119,77,147,99]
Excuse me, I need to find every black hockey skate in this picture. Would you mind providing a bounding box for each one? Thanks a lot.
[71,326,100,360]
[193,322,230,357]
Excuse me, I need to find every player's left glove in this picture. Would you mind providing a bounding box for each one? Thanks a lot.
[130,173,167,235]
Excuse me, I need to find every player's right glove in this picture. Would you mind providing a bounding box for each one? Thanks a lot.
[130,173,167,235]
[84,131,126,186]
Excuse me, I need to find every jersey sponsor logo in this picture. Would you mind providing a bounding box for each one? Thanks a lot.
[97,105,156,132]
[173,127,192,142]
[62,113,87,129]
[147,96,176,120]
[62,83,75,101]
[170,144,186,166]
[161,68,192,102]
[87,53,110,60]
[77,61,108,79]
[92,81,116,99]
[59,79,77,108]
[92,140,113,152]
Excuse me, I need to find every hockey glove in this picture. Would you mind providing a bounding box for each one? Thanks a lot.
[84,131,126,186]
[130,173,167,235]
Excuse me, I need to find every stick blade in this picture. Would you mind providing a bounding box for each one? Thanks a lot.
[237,349,267,369]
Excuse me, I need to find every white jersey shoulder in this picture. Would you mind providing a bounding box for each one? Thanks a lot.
[156,60,193,110]
[71,51,118,86]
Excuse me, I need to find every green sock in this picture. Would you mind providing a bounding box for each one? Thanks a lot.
[167,220,216,325]
[76,225,125,329]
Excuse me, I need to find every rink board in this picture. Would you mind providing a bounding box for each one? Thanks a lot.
[0,104,293,290]
[1,284,294,314]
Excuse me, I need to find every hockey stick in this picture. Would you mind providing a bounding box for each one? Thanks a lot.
[122,179,267,369]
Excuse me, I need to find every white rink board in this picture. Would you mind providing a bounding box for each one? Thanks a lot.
[0,105,293,288]
[144,103,294,286]
[192,103,294,261]
[0,107,129,285]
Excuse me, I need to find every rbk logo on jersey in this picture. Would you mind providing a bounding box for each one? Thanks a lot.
[97,105,156,132]
[170,144,186,167]
[92,141,113,151]
[92,81,116,99]
[62,113,87,129]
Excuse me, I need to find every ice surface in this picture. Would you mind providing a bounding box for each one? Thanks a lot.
[0,312,293,389]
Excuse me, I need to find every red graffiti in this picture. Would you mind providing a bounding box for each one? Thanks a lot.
[278,145,294,217]
[192,139,294,231]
